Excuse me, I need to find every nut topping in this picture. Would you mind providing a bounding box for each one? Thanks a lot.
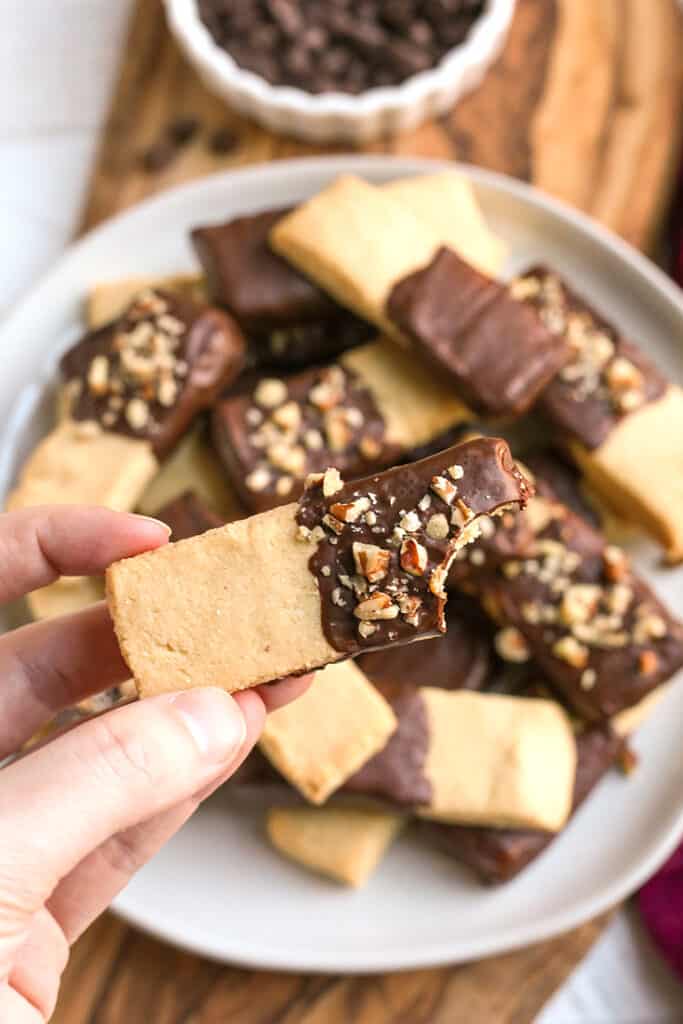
[638,650,659,676]
[254,377,287,409]
[322,467,344,497]
[353,593,400,621]
[552,635,589,669]
[494,626,530,663]
[560,583,601,626]
[272,400,302,432]
[426,513,450,541]
[431,475,458,505]
[400,538,428,577]
[399,511,421,533]
[353,542,390,583]
[246,466,271,492]
[603,545,629,581]
[87,355,109,395]
[330,496,371,522]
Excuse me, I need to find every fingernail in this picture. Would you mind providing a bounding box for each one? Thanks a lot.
[134,514,172,537]
[170,688,247,763]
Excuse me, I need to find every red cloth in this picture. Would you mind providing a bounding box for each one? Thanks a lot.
[639,845,683,979]
[636,163,683,980]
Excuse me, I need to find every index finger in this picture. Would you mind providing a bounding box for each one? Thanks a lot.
[0,506,170,604]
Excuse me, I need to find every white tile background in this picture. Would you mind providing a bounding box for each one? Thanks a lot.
[1,3,682,1020]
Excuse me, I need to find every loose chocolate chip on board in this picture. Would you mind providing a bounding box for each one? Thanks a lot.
[209,127,240,156]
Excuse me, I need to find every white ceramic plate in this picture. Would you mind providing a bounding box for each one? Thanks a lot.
[1,157,682,972]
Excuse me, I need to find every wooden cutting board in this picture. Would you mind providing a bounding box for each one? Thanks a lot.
[55,1,683,1021]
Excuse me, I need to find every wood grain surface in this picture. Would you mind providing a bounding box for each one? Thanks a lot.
[56,0,683,1021]
[53,910,613,1024]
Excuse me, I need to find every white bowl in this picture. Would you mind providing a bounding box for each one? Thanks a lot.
[164,0,516,143]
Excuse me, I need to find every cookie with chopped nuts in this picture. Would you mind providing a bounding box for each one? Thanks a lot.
[296,437,531,655]
[513,268,683,560]
[212,338,467,513]
[259,660,397,804]
[212,359,397,513]
[60,288,246,460]
[419,720,622,884]
[483,500,683,720]
[511,266,667,449]
[106,436,530,697]
[387,247,572,417]
[266,805,403,888]
[448,447,604,592]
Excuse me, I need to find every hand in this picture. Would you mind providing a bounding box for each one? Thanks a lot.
[0,505,311,1022]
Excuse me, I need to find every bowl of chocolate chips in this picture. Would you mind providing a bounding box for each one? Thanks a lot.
[165,0,516,142]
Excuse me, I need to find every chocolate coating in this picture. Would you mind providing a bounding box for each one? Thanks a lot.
[61,289,246,460]
[484,502,683,720]
[296,436,532,655]
[344,686,432,806]
[357,594,497,694]
[212,361,397,514]
[514,266,667,449]
[420,723,622,884]
[448,447,603,590]
[248,317,373,372]
[192,208,335,328]
[387,247,570,417]
[154,490,225,541]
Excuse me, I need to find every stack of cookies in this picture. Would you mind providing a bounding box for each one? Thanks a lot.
[9,170,683,887]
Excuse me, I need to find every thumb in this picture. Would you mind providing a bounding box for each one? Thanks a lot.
[0,688,246,970]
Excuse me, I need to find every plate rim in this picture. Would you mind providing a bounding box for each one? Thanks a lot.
[3,154,683,972]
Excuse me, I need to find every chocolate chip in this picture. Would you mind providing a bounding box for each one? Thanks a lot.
[167,116,200,146]
[140,140,177,173]
[198,0,485,95]
[209,127,240,155]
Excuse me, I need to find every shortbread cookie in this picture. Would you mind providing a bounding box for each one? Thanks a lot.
[212,338,468,513]
[137,422,244,521]
[27,576,104,622]
[420,722,621,884]
[7,419,159,512]
[61,288,245,461]
[482,497,683,721]
[416,689,576,830]
[260,660,397,803]
[383,172,507,276]
[570,388,683,563]
[387,247,570,417]
[86,274,205,330]
[513,267,667,449]
[270,175,447,340]
[266,805,403,886]
[106,437,530,695]
[512,267,681,560]
[9,289,244,530]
